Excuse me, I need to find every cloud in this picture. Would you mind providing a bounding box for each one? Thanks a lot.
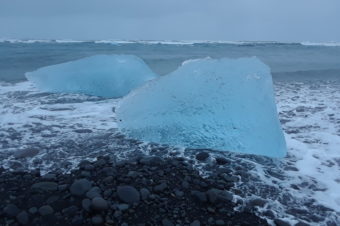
[0,0,339,41]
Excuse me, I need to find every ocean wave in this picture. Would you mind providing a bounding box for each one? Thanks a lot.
[1,38,340,47]
[0,39,87,44]
[301,41,340,47]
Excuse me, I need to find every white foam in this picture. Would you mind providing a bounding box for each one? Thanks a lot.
[276,81,340,212]
[0,38,309,46]
[301,41,340,47]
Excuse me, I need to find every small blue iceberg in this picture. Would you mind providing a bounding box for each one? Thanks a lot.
[25,55,158,98]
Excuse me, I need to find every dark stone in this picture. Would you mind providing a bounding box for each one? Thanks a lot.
[91,197,108,210]
[127,171,139,178]
[216,219,225,225]
[264,210,275,218]
[206,189,219,203]
[86,187,101,199]
[295,222,310,226]
[221,174,239,182]
[248,198,267,208]
[162,218,174,226]
[117,204,129,211]
[38,205,54,216]
[181,181,189,189]
[140,156,162,166]
[70,179,92,196]
[101,167,116,176]
[72,215,83,225]
[274,219,291,226]
[215,157,229,165]
[174,189,184,197]
[117,185,140,204]
[154,183,167,192]
[219,191,233,202]
[28,207,38,214]
[284,166,299,171]
[103,176,113,184]
[82,199,91,212]
[62,205,78,216]
[206,189,233,203]
[80,171,91,177]
[74,129,93,133]
[58,184,68,191]
[42,174,57,181]
[46,195,59,204]
[196,152,209,161]
[140,188,150,200]
[190,220,201,226]
[14,148,39,159]
[103,189,112,197]
[191,191,207,203]
[83,164,95,171]
[31,182,58,192]
[16,211,29,225]
[91,215,103,225]
[3,204,20,217]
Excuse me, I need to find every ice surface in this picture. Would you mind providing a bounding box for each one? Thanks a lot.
[25,55,157,98]
[117,57,287,158]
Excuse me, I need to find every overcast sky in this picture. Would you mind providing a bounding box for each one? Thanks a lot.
[1,0,339,42]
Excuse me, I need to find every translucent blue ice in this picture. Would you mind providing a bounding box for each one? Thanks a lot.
[117,57,287,158]
[25,55,157,98]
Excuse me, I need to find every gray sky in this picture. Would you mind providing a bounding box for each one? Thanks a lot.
[1,0,340,42]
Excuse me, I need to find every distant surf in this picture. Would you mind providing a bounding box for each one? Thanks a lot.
[1,38,340,47]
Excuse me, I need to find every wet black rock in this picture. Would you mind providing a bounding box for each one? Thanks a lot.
[74,129,93,133]
[221,173,239,182]
[196,152,209,161]
[16,210,29,225]
[140,188,150,200]
[216,219,225,225]
[248,198,267,208]
[4,204,20,217]
[206,188,219,203]
[70,179,92,196]
[295,222,310,226]
[82,199,91,211]
[31,182,58,192]
[154,182,167,192]
[62,205,78,216]
[140,156,163,166]
[38,205,54,216]
[162,218,174,226]
[91,215,103,225]
[274,219,291,226]
[42,173,57,181]
[86,187,101,199]
[215,157,229,165]
[191,190,207,203]
[13,148,39,159]
[28,207,37,214]
[91,197,108,211]
[117,185,140,204]
[190,220,201,226]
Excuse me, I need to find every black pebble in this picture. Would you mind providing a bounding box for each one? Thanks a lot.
[196,152,210,161]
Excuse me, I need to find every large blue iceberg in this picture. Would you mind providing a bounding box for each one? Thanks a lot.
[117,57,287,158]
[25,55,157,98]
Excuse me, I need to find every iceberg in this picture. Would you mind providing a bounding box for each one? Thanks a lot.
[116,57,286,158]
[25,55,157,98]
